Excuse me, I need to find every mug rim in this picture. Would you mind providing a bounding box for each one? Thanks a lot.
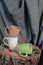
[6,37,18,39]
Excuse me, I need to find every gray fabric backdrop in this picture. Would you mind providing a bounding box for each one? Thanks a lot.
[0,0,43,50]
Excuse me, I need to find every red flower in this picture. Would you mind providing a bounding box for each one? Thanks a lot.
[8,49,13,52]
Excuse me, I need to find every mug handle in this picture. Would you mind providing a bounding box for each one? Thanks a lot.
[19,51,28,57]
[3,37,8,46]
[5,27,10,36]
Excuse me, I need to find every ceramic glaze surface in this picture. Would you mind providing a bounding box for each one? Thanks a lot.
[16,44,32,57]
